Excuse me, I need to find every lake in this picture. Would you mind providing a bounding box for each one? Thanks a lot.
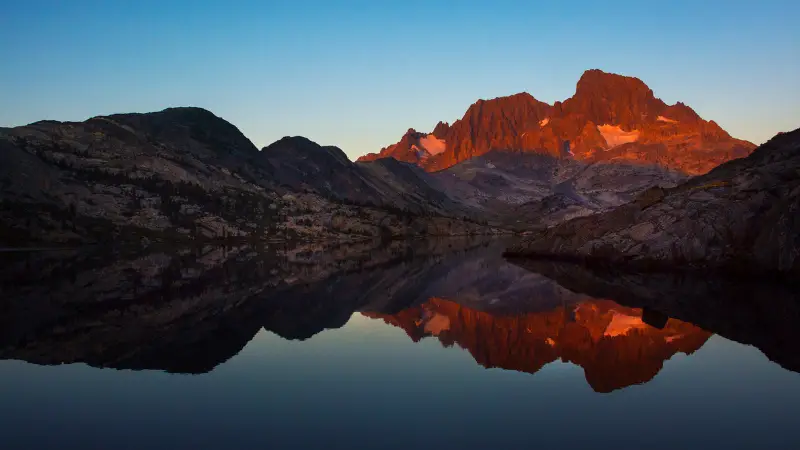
[1,239,798,450]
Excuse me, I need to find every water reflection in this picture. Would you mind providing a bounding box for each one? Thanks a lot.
[0,238,798,386]
[364,298,710,392]
[507,258,800,373]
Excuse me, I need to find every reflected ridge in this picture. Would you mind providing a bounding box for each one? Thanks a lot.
[364,297,710,392]
[0,239,797,391]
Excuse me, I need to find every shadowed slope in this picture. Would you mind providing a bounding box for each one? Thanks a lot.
[505,128,800,276]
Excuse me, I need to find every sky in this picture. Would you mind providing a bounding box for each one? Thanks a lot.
[1,0,798,160]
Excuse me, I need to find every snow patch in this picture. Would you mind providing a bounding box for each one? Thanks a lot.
[486,162,496,169]
[666,334,685,343]
[657,115,678,123]
[424,313,451,335]
[597,124,640,148]
[539,118,550,127]
[603,311,648,337]
[419,134,446,155]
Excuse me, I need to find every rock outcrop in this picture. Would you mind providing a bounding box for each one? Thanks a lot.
[358,69,755,174]
[505,128,800,276]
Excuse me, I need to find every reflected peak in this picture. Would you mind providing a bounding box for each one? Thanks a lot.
[364,297,711,393]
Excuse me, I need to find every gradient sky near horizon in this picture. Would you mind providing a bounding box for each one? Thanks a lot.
[2,0,798,160]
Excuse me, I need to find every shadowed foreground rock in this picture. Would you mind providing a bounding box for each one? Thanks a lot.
[505,128,800,276]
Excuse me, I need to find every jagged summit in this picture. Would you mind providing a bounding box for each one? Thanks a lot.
[358,69,755,174]
[574,69,652,95]
[432,121,450,139]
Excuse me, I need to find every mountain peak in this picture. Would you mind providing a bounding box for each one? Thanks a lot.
[265,135,316,148]
[573,69,655,105]
[262,136,350,165]
[368,70,755,174]
[104,106,219,123]
[157,106,217,115]
[432,121,450,139]
[564,69,662,128]
[576,69,650,92]
[99,106,260,157]
[472,91,544,106]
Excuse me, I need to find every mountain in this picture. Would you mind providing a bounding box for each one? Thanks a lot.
[364,297,710,393]
[259,135,466,215]
[358,69,755,174]
[505,128,800,276]
[0,87,765,247]
[0,108,498,246]
[429,150,687,227]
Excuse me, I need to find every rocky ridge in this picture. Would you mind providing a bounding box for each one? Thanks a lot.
[0,108,499,246]
[359,69,755,174]
[505,128,800,276]
[364,297,710,393]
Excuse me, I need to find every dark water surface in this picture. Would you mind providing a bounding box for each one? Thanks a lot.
[1,239,798,450]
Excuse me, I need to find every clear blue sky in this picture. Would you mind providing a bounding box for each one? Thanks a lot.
[2,0,798,159]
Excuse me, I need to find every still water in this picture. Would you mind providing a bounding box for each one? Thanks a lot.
[1,239,798,450]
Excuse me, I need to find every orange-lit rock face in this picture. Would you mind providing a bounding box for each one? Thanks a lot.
[363,298,711,393]
[357,70,755,175]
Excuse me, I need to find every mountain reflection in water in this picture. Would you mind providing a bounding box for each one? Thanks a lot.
[2,239,800,450]
[1,238,797,387]
[364,298,710,393]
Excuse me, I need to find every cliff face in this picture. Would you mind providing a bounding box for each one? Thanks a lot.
[359,70,755,174]
[435,93,554,169]
[364,297,710,393]
[505,128,800,276]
